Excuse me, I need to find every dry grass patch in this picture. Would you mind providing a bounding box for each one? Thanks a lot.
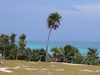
[0,60,100,75]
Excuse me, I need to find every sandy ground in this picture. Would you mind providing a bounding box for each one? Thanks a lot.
[0,62,100,73]
[81,69,100,72]
[0,67,13,73]
[0,65,64,73]
[50,62,83,66]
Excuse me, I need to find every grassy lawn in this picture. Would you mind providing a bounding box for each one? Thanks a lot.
[0,60,100,75]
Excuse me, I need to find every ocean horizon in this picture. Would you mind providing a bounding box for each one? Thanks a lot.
[17,41,100,56]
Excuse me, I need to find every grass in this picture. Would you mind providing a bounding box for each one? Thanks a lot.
[0,60,100,75]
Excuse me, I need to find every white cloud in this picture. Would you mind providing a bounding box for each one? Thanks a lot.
[58,4,100,16]
[75,4,100,15]
[53,4,100,22]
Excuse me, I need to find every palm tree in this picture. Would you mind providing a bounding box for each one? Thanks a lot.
[19,34,26,41]
[0,34,9,60]
[60,45,79,62]
[51,47,60,62]
[46,12,62,62]
[39,48,46,61]
[16,34,26,60]
[10,33,16,44]
[85,48,99,65]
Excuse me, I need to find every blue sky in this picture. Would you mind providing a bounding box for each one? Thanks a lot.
[0,0,100,41]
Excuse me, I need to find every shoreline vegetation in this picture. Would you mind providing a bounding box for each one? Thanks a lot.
[0,33,100,66]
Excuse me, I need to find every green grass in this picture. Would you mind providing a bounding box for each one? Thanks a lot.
[0,60,100,75]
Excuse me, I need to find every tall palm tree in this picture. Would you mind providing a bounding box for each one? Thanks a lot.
[46,12,62,62]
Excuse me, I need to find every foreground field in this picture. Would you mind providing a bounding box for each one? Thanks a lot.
[0,60,100,75]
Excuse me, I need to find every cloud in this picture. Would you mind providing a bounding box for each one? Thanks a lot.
[75,4,100,15]
[59,4,100,14]
[56,4,100,21]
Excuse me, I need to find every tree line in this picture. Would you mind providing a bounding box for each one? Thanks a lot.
[0,12,100,65]
[0,33,100,65]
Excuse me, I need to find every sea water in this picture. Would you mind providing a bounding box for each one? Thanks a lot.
[25,41,100,56]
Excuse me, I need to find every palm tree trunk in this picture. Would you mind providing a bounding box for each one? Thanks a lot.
[46,28,52,62]
[16,50,19,60]
[16,53,18,60]
[3,45,5,60]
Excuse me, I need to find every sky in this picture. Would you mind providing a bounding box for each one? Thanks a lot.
[0,0,100,41]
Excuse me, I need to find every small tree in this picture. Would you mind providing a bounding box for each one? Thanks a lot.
[51,47,60,62]
[0,34,9,60]
[60,45,79,63]
[85,48,99,65]
[16,34,26,60]
[10,33,16,44]
[73,53,84,64]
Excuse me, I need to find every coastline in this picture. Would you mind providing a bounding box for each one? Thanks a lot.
[19,41,100,56]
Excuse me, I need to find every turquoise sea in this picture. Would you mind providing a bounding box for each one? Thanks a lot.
[24,41,100,56]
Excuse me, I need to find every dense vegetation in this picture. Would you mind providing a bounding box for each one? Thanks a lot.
[0,33,100,65]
